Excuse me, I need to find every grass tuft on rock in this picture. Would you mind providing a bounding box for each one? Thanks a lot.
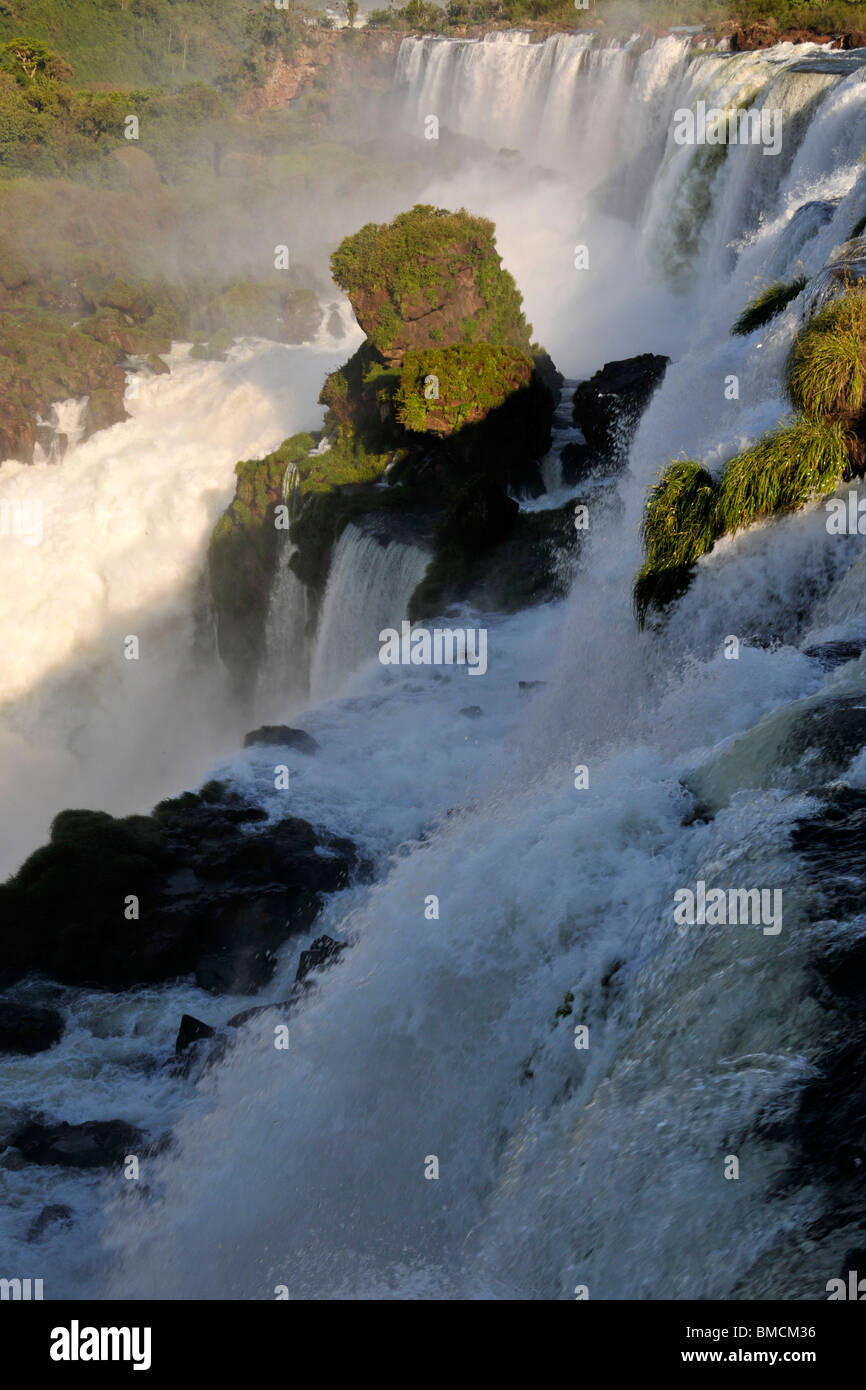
[786,286,866,424]
[717,416,856,536]
[633,460,719,627]
[731,277,806,336]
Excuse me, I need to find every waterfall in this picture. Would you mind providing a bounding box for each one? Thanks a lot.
[7,31,866,1301]
[309,521,431,701]
[0,326,361,876]
[258,464,315,712]
[32,396,89,463]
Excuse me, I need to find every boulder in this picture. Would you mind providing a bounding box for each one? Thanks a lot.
[572,353,669,468]
[0,1001,64,1055]
[802,239,866,321]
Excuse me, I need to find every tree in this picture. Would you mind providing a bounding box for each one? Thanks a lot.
[0,37,73,85]
[345,0,359,25]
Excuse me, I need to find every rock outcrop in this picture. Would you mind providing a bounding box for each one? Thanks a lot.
[567,352,669,480]
[0,782,365,994]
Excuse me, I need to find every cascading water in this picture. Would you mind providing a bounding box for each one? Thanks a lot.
[0,325,360,876]
[6,31,866,1301]
[308,521,432,701]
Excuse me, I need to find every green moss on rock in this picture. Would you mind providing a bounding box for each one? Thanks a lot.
[395,344,534,435]
[330,204,532,365]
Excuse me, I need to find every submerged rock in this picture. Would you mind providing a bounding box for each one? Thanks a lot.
[9,1119,143,1170]
[243,725,320,754]
[0,1001,64,1055]
[803,640,866,670]
[296,934,346,984]
[27,1203,74,1241]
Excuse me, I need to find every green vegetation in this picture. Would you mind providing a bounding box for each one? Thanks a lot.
[367,0,866,41]
[640,460,719,572]
[330,204,531,361]
[633,461,719,626]
[786,285,866,423]
[732,276,806,335]
[395,344,534,435]
[635,418,859,626]
[717,416,855,532]
[635,288,866,626]
[636,282,866,625]
[0,0,302,89]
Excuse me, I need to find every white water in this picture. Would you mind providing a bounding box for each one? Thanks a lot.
[4,32,866,1300]
[309,522,431,701]
[0,325,360,875]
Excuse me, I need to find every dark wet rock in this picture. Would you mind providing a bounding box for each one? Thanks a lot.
[786,694,866,770]
[459,706,483,719]
[803,640,866,670]
[690,690,866,812]
[227,994,298,1029]
[9,1119,143,1170]
[0,1001,64,1055]
[410,495,576,620]
[243,725,320,755]
[175,1014,215,1055]
[0,782,364,994]
[560,440,599,484]
[296,935,346,984]
[803,238,866,320]
[572,353,669,467]
[27,1204,74,1242]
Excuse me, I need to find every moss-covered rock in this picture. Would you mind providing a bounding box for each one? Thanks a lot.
[202,279,323,345]
[395,343,534,435]
[208,206,560,691]
[330,203,532,366]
